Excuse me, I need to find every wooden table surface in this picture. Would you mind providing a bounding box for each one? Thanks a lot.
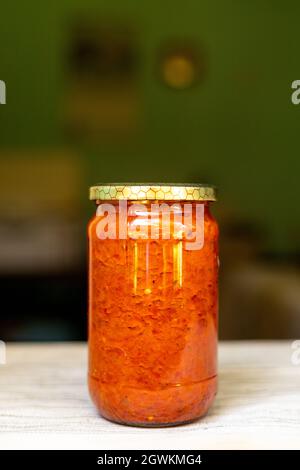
[0,341,299,450]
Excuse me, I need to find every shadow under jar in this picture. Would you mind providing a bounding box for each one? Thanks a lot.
[88,184,218,426]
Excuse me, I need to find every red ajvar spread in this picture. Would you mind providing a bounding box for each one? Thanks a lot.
[88,201,218,425]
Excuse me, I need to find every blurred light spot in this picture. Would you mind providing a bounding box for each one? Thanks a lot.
[159,41,206,90]
[163,54,196,89]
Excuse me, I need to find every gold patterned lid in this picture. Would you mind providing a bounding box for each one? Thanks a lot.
[89,183,217,201]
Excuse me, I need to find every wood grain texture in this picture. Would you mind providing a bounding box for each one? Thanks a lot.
[0,342,299,449]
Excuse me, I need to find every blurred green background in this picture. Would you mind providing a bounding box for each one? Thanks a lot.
[0,1,299,340]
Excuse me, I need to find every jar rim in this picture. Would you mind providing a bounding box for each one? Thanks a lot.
[89,183,217,201]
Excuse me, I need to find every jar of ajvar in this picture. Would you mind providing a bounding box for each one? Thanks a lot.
[88,183,218,426]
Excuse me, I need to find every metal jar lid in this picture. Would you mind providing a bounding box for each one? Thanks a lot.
[89,183,217,201]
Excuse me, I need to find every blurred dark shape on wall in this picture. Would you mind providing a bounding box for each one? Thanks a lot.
[64,19,139,142]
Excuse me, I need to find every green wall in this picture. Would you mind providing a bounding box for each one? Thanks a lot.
[0,1,299,252]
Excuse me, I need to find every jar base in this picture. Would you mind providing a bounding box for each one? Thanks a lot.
[89,374,217,427]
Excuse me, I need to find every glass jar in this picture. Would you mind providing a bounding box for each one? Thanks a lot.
[88,184,218,426]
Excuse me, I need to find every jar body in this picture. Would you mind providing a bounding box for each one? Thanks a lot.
[88,200,218,426]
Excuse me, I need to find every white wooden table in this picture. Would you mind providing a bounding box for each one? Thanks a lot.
[0,342,299,450]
